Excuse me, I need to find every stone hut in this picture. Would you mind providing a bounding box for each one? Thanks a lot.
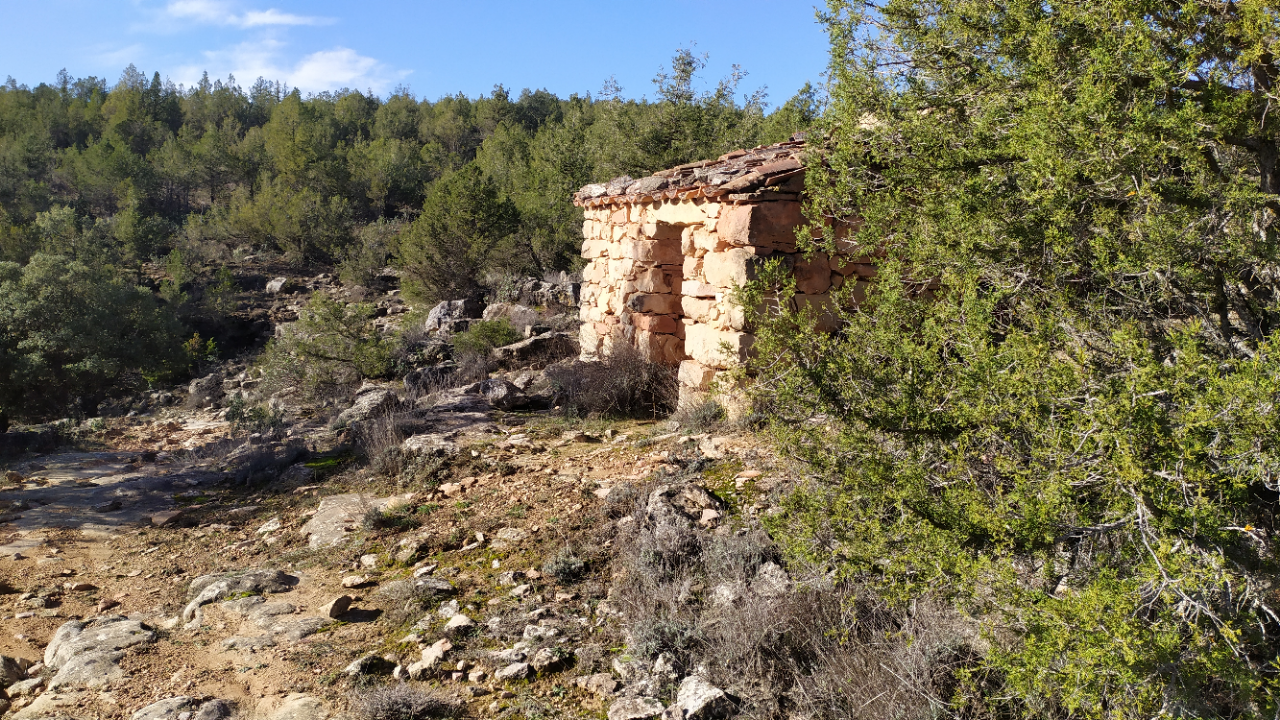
[574,137,876,406]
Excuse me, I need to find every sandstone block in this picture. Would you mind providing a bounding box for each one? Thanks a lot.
[794,253,831,295]
[703,248,759,288]
[682,280,717,297]
[582,238,610,259]
[650,199,709,225]
[635,331,685,365]
[683,255,704,282]
[633,314,681,334]
[678,360,716,390]
[693,227,726,255]
[635,267,679,294]
[628,293,682,315]
[719,201,804,251]
[641,222,684,241]
[681,296,715,323]
[621,239,681,264]
[793,294,840,332]
[686,325,754,368]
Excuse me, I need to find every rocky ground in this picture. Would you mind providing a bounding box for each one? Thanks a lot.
[0,330,796,720]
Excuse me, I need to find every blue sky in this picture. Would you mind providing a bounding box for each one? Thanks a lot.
[0,1,830,107]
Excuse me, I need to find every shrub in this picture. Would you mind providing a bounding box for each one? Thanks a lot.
[362,504,420,533]
[0,253,185,428]
[348,684,460,720]
[672,399,725,433]
[542,546,586,583]
[224,395,284,434]
[260,293,393,400]
[397,163,524,304]
[451,319,522,357]
[545,343,677,419]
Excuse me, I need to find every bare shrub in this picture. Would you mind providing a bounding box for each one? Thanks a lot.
[546,343,677,419]
[542,545,587,584]
[672,399,726,434]
[348,683,460,720]
[609,490,980,719]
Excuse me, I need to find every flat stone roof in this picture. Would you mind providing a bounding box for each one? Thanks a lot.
[573,136,807,208]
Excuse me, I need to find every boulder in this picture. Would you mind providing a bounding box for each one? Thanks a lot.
[131,696,195,720]
[332,387,402,429]
[671,676,733,720]
[608,696,665,720]
[0,655,33,685]
[182,569,297,624]
[482,302,541,331]
[493,331,578,368]
[44,616,156,689]
[265,277,295,294]
[188,370,225,407]
[480,378,527,411]
[495,662,531,681]
[424,298,484,333]
[301,494,394,549]
[268,694,329,720]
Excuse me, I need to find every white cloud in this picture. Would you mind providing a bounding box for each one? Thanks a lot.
[239,9,330,27]
[174,41,410,94]
[164,0,332,28]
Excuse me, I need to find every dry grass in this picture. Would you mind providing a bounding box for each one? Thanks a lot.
[609,483,983,719]
[348,683,461,720]
[546,343,677,419]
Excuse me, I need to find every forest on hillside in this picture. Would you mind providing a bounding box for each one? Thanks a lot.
[0,52,815,276]
[0,51,816,425]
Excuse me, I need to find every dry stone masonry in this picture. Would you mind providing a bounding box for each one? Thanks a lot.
[575,137,876,405]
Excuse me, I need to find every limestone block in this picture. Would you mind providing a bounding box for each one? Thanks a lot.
[686,324,754,369]
[633,314,681,334]
[629,204,646,223]
[682,230,695,256]
[719,202,804,252]
[678,360,716,390]
[703,202,722,219]
[641,223,684,241]
[681,281,718,298]
[621,239,683,265]
[681,296,715,323]
[703,248,759,288]
[683,256,704,282]
[611,208,627,224]
[628,293,682,315]
[651,199,709,226]
[582,262,605,284]
[582,238,610,259]
[635,267,679,294]
[582,306,604,323]
[794,253,831,295]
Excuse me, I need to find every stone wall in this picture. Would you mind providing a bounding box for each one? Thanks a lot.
[579,195,876,406]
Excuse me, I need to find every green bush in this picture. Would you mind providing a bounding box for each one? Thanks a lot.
[450,319,522,357]
[260,293,392,399]
[0,253,184,427]
[747,2,1280,716]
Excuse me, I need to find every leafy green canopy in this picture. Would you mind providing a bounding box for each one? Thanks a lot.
[0,254,184,426]
[0,55,817,269]
[749,0,1280,716]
